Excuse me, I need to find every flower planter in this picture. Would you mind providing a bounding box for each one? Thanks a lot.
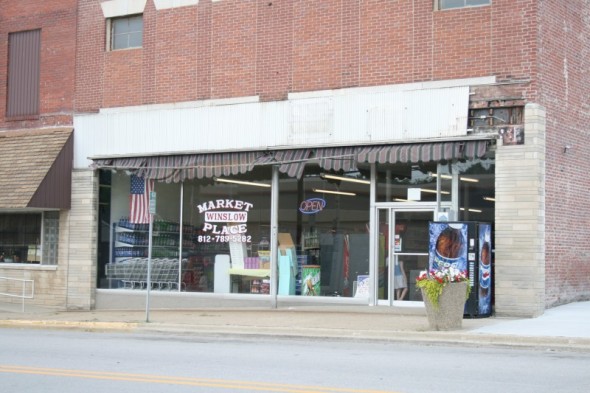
[421,281,468,331]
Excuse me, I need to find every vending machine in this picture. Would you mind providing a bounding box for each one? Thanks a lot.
[428,221,493,318]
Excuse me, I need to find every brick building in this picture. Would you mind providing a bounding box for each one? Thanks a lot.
[0,0,83,308]
[2,0,589,318]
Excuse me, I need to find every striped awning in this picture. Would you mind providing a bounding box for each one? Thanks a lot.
[92,151,272,183]
[91,140,491,182]
[357,140,489,164]
[274,149,313,179]
[315,146,358,172]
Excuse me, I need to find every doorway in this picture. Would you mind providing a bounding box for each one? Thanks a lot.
[376,207,435,305]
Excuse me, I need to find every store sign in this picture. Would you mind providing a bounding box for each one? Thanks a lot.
[196,199,253,243]
[299,198,326,215]
[149,191,156,215]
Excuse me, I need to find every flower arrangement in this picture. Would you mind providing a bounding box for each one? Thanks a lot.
[415,266,471,309]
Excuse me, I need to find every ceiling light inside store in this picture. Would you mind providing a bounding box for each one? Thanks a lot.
[312,188,356,196]
[483,197,496,202]
[460,207,482,213]
[431,174,479,183]
[420,188,450,195]
[321,173,370,185]
[214,177,271,188]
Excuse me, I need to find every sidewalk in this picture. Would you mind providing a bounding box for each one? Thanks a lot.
[1,301,590,352]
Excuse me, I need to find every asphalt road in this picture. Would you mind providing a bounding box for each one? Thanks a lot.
[1,328,589,393]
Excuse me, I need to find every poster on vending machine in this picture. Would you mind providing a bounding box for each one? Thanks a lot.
[478,223,492,315]
[428,222,468,272]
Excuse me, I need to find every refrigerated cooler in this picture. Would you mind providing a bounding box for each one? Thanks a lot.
[428,221,493,318]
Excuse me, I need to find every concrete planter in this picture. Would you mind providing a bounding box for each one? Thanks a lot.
[421,281,468,331]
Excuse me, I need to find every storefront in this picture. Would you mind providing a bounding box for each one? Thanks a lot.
[0,128,73,265]
[93,139,494,307]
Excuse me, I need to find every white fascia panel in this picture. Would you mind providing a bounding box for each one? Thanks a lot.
[153,0,199,10]
[101,0,147,18]
[288,76,496,100]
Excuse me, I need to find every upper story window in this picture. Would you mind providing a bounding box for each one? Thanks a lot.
[6,29,41,120]
[438,0,490,10]
[109,14,143,50]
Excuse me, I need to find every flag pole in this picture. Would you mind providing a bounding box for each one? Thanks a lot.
[145,181,155,323]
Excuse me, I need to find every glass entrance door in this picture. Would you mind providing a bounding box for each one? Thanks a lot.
[376,208,434,305]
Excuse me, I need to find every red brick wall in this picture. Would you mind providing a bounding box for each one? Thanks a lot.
[211,0,257,99]
[75,0,541,110]
[539,1,590,306]
[75,0,105,112]
[256,0,293,100]
[103,50,143,107]
[0,0,77,129]
[154,5,198,103]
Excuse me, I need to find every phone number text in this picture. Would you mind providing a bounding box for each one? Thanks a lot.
[196,235,252,243]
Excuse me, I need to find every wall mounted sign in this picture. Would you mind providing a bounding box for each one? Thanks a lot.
[299,198,326,215]
[196,199,253,243]
[500,125,524,145]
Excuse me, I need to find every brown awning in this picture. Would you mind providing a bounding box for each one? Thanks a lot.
[0,128,73,209]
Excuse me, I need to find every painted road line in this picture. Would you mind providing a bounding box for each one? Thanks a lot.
[0,365,401,393]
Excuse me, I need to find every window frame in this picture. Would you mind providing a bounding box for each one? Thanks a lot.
[0,212,59,265]
[107,14,143,51]
[435,0,491,11]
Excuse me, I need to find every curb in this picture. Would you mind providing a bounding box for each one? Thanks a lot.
[137,323,590,352]
[2,319,590,353]
[0,319,138,331]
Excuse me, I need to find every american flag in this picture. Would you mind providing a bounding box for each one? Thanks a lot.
[129,175,153,224]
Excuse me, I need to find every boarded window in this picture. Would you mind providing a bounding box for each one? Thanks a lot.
[6,29,41,119]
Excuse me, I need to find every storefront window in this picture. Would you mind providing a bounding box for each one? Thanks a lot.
[375,159,494,222]
[182,167,271,294]
[0,213,52,264]
[100,168,272,294]
[279,165,370,297]
[456,159,495,223]
[376,162,438,203]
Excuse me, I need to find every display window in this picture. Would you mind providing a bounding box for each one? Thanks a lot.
[0,212,58,265]
[278,164,371,297]
[182,167,272,294]
[101,167,272,294]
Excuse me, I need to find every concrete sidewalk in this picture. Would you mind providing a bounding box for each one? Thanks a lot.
[1,301,589,352]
